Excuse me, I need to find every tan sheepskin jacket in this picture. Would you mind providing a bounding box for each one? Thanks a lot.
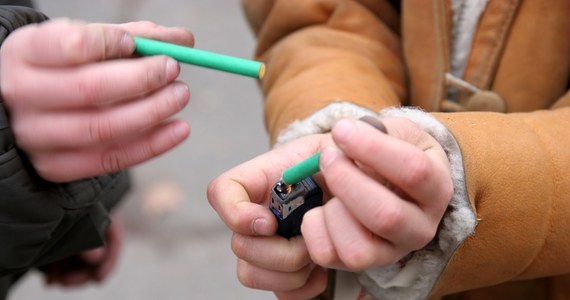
[242,0,570,299]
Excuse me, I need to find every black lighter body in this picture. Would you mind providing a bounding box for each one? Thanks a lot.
[270,176,323,239]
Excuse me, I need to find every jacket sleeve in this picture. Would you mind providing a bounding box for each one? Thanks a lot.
[0,6,130,277]
[429,98,570,296]
[242,0,406,144]
[244,0,570,298]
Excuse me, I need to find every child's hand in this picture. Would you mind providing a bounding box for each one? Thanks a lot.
[208,134,335,299]
[1,19,194,182]
[301,117,453,272]
[208,117,453,299]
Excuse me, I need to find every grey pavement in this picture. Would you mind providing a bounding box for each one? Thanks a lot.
[10,1,273,299]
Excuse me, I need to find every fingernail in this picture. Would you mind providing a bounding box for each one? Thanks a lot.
[165,58,179,80]
[320,147,341,171]
[252,218,272,236]
[174,83,190,107]
[332,119,356,144]
[172,122,189,139]
[174,82,189,97]
[359,116,388,133]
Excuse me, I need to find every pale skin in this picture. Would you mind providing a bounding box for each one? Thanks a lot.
[1,19,194,285]
[1,19,193,182]
[208,117,454,299]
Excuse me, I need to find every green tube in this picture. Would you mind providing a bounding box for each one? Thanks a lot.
[282,152,321,185]
[134,37,265,79]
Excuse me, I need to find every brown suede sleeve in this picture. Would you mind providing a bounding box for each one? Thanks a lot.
[430,106,570,296]
[242,0,406,143]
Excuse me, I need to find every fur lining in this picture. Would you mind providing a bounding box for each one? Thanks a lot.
[450,0,489,79]
[275,102,376,147]
[356,107,476,300]
[275,103,477,300]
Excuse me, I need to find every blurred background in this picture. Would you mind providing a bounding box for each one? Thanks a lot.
[10,1,273,299]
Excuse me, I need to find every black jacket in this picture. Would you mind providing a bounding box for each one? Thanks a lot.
[0,4,130,299]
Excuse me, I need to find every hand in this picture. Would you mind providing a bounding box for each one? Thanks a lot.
[1,19,193,182]
[302,117,453,270]
[208,133,335,299]
[40,220,123,287]
[208,117,453,299]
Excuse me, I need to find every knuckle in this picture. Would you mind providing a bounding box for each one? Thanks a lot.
[340,243,376,271]
[138,21,161,31]
[100,147,125,174]
[286,249,310,271]
[323,167,346,191]
[230,234,250,260]
[400,154,431,189]
[142,57,169,91]
[371,204,405,238]
[75,75,104,105]
[100,27,114,59]
[139,141,161,161]
[63,28,91,63]
[87,115,114,144]
[309,244,337,268]
[148,96,172,125]
[411,226,436,250]
[223,205,244,232]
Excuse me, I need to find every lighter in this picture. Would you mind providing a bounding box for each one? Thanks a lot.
[270,176,323,238]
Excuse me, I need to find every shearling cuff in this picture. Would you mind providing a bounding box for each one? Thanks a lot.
[275,103,477,300]
[275,101,377,147]
[356,107,476,300]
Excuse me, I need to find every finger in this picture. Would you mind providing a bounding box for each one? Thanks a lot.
[331,118,452,210]
[207,137,324,236]
[324,198,399,270]
[237,259,314,291]
[207,169,278,236]
[115,21,195,47]
[13,19,135,66]
[94,221,123,281]
[231,234,310,272]
[44,259,94,287]
[80,247,106,265]
[207,134,334,237]
[274,266,328,300]
[19,55,180,109]
[17,81,189,149]
[31,120,190,182]
[320,147,435,250]
[56,270,93,287]
[300,207,343,269]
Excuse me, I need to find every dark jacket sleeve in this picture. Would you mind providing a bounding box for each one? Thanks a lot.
[0,6,130,277]
[0,0,33,7]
